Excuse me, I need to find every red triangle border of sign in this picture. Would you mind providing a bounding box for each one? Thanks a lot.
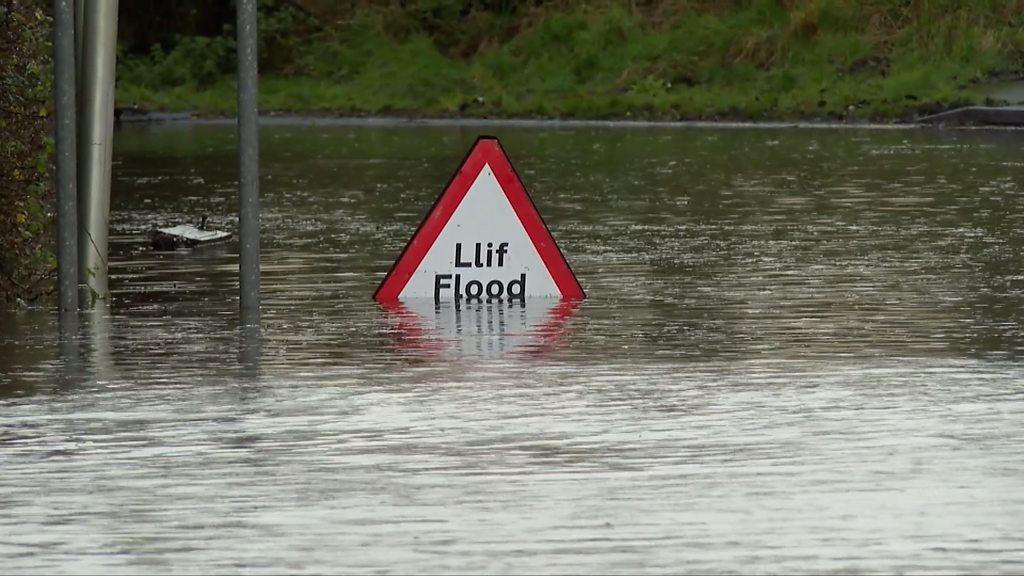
[374,136,585,302]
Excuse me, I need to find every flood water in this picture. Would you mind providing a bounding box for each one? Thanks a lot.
[2,121,1023,573]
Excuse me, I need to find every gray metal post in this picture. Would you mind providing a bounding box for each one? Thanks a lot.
[240,322,261,376]
[77,0,118,305]
[74,0,83,89]
[237,0,261,325]
[54,0,78,313]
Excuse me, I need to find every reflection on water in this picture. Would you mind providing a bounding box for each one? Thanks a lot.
[383,299,580,359]
[1,123,1023,573]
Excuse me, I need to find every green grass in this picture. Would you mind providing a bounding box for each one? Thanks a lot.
[116,0,1024,121]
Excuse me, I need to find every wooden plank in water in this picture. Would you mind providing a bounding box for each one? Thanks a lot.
[152,225,232,250]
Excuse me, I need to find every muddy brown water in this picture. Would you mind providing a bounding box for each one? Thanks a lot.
[1,122,1023,573]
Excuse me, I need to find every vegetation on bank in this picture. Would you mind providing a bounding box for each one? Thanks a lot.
[117,0,1024,121]
[1,1,1022,308]
[1,0,55,306]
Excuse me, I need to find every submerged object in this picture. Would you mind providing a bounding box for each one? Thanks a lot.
[151,217,231,250]
[918,105,1024,126]
[374,136,584,302]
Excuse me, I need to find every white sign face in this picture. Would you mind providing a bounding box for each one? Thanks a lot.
[374,137,584,303]
[399,164,559,300]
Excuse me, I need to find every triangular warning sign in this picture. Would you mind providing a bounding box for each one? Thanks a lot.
[374,137,585,302]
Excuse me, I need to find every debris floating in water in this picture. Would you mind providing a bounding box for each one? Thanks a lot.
[151,218,231,251]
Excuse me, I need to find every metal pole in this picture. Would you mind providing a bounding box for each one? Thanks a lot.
[77,0,118,306]
[240,322,261,377]
[54,0,78,314]
[74,0,83,89]
[237,0,261,326]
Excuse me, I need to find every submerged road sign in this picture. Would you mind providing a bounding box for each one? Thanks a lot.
[375,137,584,302]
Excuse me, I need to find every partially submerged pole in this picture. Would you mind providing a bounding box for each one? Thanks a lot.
[77,0,118,305]
[236,0,261,326]
[53,0,78,314]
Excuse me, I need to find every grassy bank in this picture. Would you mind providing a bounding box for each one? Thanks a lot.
[121,0,1022,121]
[1,0,55,306]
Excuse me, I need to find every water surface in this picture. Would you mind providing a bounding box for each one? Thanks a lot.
[1,122,1023,573]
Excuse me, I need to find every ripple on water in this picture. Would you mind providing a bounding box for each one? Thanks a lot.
[1,124,1023,573]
